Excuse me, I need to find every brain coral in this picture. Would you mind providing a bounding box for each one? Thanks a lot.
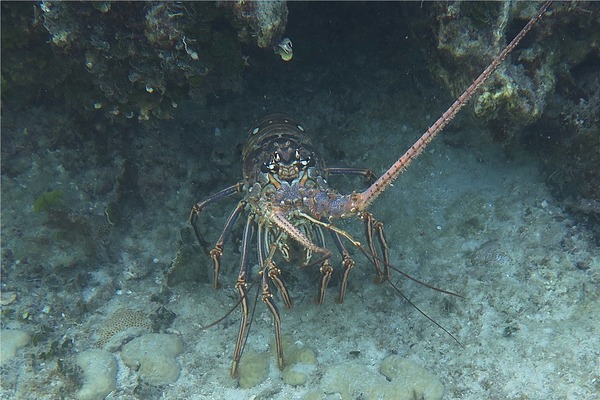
[96,308,152,347]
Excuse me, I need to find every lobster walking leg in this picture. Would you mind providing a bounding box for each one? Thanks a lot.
[293,212,364,303]
[337,251,356,304]
[190,181,244,254]
[326,227,356,304]
[258,225,293,308]
[317,260,333,305]
[258,231,286,370]
[311,223,334,305]
[362,212,390,283]
[208,200,246,288]
[261,283,284,370]
[267,263,292,309]
[230,215,255,378]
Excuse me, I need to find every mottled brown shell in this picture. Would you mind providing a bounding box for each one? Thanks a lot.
[242,114,326,187]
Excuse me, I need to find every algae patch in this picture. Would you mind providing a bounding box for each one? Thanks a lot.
[33,189,64,213]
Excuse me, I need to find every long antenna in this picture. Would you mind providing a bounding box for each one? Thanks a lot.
[355,1,552,211]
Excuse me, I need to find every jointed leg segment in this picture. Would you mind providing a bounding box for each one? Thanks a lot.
[362,212,390,283]
[208,200,246,288]
[327,228,356,304]
[258,229,286,370]
[230,215,254,378]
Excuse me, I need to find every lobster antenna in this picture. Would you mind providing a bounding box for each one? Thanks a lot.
[350,238,464,345]
[353,240,464,298]
[357,1,552,210]
[387,279,464,347]
[199,280,258,330]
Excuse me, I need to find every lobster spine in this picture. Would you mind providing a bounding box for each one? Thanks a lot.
[353,1,552,211]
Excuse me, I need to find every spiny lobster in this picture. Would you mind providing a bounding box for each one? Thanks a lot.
[190,1,551,378]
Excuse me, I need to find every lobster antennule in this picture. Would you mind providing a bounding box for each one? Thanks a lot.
[352,1,552,212]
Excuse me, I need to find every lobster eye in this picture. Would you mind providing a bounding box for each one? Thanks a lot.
[298,156,315,170]
[261,162,279,174]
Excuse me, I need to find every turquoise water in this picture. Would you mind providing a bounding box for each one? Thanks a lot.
[1,2,598,399]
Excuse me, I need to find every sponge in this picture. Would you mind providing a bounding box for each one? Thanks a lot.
[237,349,270,389]
[278,336,317,386]
[0,329,30,365]
[379,355,444,400]
[322,356,444,400]
[121,333,184,386]
[76,349,117,400]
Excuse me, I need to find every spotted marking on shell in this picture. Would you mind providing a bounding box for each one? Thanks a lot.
[96,308,152,346]
[252,127,260,135]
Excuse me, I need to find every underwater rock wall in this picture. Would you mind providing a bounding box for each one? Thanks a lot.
[414,2,596,139]
[403,1,600,227]
[1,3,599,399]
[2,1,289,122]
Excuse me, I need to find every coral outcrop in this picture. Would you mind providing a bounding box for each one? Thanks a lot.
[1,1,290,123]
[96,308,152,348]
[120,333,184,386]
[417,2,598,145]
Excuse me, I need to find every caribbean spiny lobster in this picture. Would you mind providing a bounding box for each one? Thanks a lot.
[190,1,551,378]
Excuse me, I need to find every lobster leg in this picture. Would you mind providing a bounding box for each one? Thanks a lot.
[208,200,246,288]
[258,225,293,308]
[258,230,286,370]
[295,212,361,304]
[317,260,333,305]
[261,281,284,370]
[268,264,292,309]
[327,228,356,304]
[362,212,390,283]
[190,181,244,254]
[230,215,255,378]
[311,223,333,305]
[338,252,355,304]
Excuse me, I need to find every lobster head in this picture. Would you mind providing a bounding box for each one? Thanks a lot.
[242,114,324,186]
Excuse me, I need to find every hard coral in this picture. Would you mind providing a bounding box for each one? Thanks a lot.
[425,2,575,143]
[96,308,152,347]
[4,1,290,123]
[225,0,288,48]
